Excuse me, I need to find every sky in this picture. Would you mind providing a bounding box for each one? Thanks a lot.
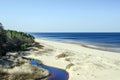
[0,0,120,32]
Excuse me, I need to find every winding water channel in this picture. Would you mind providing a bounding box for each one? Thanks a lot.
[30,60,69,80]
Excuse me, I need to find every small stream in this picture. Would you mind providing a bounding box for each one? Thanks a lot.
[30,60,69,80]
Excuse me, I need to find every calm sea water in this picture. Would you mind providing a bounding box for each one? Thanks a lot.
[31,33,120,52]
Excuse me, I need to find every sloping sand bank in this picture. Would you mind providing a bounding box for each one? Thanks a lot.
[26,38,120,80]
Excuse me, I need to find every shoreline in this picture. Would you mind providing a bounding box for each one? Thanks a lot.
[36,37,120,53]
[67,41,120,53]
[25,38,120,80]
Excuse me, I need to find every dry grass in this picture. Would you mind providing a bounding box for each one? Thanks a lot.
[56,51,74,59]
[33,42,44,49]
[65,57,74,62]
[66,63,74,70]
[0,68,9,80]
[0,63,49,80]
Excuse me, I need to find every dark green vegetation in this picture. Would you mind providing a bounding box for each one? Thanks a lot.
[5,30,35,51]
[0,23,49,80]
[0,23,7,56]
[0,23,35,56]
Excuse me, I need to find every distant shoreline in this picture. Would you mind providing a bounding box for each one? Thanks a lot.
[34,37,120,53]
[65,41,120,53]
[30,33,120,53]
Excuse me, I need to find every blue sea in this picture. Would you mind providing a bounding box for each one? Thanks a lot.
[31,33,120,53]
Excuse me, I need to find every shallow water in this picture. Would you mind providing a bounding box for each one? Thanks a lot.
[30,60,69,80]
[30,33,120,52]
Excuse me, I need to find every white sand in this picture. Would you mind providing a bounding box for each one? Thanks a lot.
[26,38,120,80]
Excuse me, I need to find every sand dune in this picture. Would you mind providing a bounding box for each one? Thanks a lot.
[26,38,120,80]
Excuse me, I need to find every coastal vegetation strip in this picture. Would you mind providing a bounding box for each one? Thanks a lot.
[0,23,49,80]
[0,23,35,56]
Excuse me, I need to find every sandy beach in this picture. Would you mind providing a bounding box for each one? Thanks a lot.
[26,38,120,80]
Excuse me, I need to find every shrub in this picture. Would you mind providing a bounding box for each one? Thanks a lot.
[0,22,35,56]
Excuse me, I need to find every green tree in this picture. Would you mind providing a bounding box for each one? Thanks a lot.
[0,23,7,56]
[0,22,35,56]
[5,30,35,51]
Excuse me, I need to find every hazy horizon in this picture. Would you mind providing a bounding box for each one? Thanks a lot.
[0,0,120,32]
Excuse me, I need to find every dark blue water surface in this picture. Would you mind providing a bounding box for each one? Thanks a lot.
[30,60,69,80]
[30,33,120,52]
